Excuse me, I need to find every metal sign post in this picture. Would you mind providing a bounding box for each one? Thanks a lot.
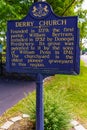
[36,73,44,130]
[34,0,44,129]
[6,1,80,130]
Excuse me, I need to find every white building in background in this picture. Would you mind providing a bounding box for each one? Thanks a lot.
[82,0,87,10]
[82,39,87,48]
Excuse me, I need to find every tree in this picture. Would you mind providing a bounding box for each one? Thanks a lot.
[45,0,87,49]
[0,0,33,51]
[46,0,81,16]
[75,2,87,49]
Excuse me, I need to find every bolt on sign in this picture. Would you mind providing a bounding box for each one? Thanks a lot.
[6,2,80,76]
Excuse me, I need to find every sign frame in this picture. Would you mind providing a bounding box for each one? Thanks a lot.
[6,1,80,76]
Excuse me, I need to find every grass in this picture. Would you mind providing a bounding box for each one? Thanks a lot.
[44,60,87,125]
[0,60,87,128]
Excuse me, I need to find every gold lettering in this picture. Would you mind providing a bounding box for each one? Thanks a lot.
[24,54,50,59]
[28,59,43,63]
[38,28,49,33]
[11,34,23,39]
[15,22,34,27]
[52,46,60,50]
[19,51,35,54]
[63,50,73,55]
[52,32,73,37]
[66,55,73,59]
[11,38,28,42]
[30,63,44,67]
[47,37,53,41]
[11,54,19,58]
[64,42,74,45]
[63,47,73,50]
[48,42,60,46]
[49,59,73,64]
[35,37,45,42]
[43,46,49,51]
[18,63,26,66]
[11,29,28,33]
[40,50,51,55]
[64,28,74,32]
[11,59,23,62]
[55,37,74,42]
[53,28,60,32]
[39,20,66,26]
[29,33,45,37]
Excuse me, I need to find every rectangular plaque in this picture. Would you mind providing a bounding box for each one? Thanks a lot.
[6,2,80,76]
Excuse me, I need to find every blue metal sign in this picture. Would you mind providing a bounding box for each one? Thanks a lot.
[0,44,3,53]
[6,2,80,75]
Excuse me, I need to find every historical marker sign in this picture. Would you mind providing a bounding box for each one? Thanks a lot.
[6,2,80,76]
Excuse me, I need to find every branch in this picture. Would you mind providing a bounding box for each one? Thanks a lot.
[61,0,76,16]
